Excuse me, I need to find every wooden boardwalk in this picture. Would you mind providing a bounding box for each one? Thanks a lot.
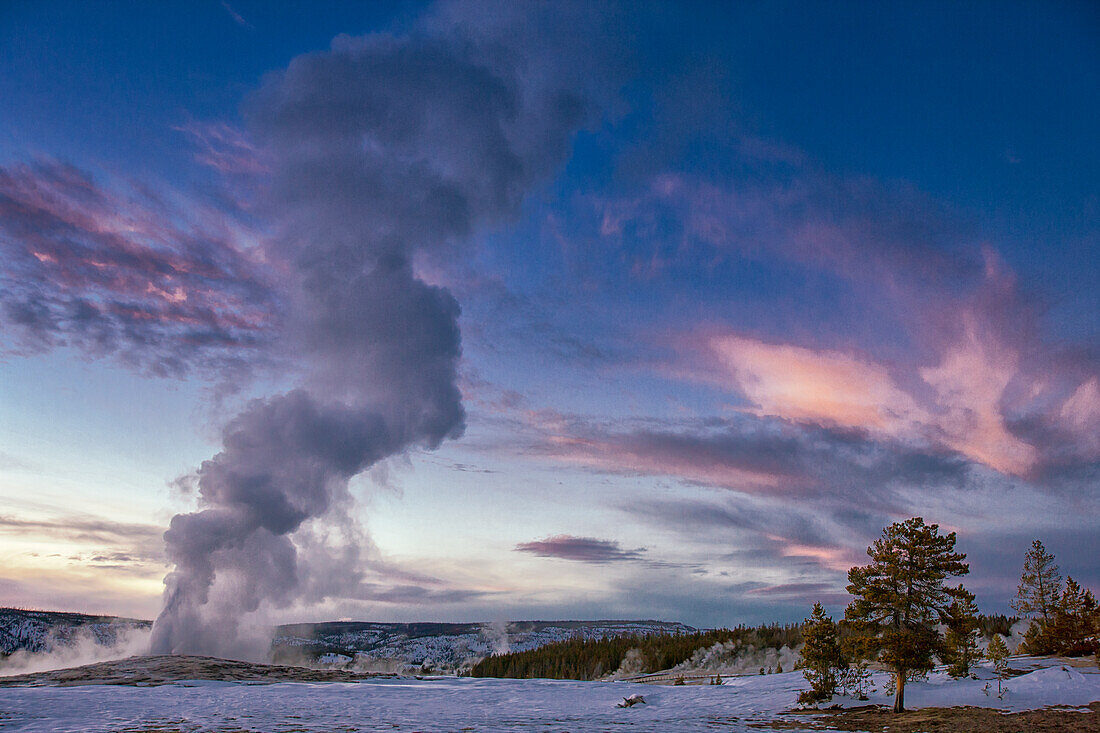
[621,671,730,685]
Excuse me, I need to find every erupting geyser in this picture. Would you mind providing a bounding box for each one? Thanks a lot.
[150,19,589,657]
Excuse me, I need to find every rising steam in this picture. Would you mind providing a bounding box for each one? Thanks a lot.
[150,18,589,657]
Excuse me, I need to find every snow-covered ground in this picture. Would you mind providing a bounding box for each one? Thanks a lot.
[0,656,1095,732]
[776,655,1100,712]
[2,677,798,733]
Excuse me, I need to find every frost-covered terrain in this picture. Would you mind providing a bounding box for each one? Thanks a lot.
[0,674,803,732]
[0,609,149,655]
[0,655,1096,732]
[0,609,695,674]
[274,619,696,670]
[783,655,1100,712]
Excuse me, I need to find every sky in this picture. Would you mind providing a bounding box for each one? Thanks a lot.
[0,1,1097,632]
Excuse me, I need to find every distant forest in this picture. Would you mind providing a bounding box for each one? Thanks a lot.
[470,615,1019,680]
[470,624,799,680]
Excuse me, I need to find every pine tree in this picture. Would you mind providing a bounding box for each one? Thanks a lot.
[1050,577,1099,656]
[1021,613,1057,656]
[797,602,843,704]
[1012,540,1061,625]
[1094,602,1100,669]
[845,517,970,713]
[943,586,982,678]
[986,633,1010,696]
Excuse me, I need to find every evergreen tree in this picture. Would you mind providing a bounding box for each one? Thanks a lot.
[943,586,982,678]
[986,633,1010,696]
[1050,577,1099,657]
[1012,540,1061,625]
[1021,618,1056,656]
[1094,603,1100,669]
[797,602,843,704]
[845,517,970,713]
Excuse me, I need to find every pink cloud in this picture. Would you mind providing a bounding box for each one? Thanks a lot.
[0,159,279,377]
[703,333,923,434]
[918,318,1039,475]
[1058,377,1100,455]
[671,317,1049,476]
[764,536,859,573]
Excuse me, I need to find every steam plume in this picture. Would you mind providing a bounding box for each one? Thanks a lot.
[150,19,588,656]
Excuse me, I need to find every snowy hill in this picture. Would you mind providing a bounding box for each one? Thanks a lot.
[0,608,150,655]
[271,619,698,671]
[0,608,694,671]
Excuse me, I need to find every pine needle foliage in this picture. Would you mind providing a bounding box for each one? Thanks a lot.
[797,602,843,704]
[986,633,1010,695]
[1012,540,1061,625]
[1047,577,1099,657]
[943,586,982,678]
[844,517,970,713]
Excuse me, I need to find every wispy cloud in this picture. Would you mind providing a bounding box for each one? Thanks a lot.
[0,513,163,548]
[0,158,279,379]
[515,534,646,563]
[669,308,1095,478]
[174,121,267,176]
[220,0,253,30]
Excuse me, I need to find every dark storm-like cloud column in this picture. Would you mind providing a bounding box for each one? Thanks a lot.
[150,26,589,656]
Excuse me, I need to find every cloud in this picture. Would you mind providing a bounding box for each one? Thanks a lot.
[0,159,278,379]
[918,316,1039,475]
[675,325,1039,476]
[664,251,1099,479]
[514,535,646,563]
[0,513,163,551]
[220,1,253,30]
[174,121,267,176]
[591,171,981,291]
[745,582,848,603]
[579,163,1100,481]
[693,332,922,434]
[527,409,969,505]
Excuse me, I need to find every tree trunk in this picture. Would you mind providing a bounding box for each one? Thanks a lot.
[893,671,905,713]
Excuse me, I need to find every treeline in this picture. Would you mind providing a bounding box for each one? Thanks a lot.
[976,614,1017,639]
[470,624,800,680]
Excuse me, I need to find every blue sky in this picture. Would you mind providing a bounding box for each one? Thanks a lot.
[0,1,1097,632]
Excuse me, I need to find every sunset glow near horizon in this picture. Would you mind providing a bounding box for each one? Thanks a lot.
[0,1,1097,628]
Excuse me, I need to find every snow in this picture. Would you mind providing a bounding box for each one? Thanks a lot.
[0,677,811,732]
[0,655,1095,732]
[0,610,148,656]
[808,655,1100,713]
[317,653,353,665]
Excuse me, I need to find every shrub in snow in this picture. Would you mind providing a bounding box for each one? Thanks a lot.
[796,603,842,705]
[987,633,1010,696]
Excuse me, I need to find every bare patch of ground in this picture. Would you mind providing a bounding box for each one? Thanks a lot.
[0,654,398,687]
[756,701,1100,732]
